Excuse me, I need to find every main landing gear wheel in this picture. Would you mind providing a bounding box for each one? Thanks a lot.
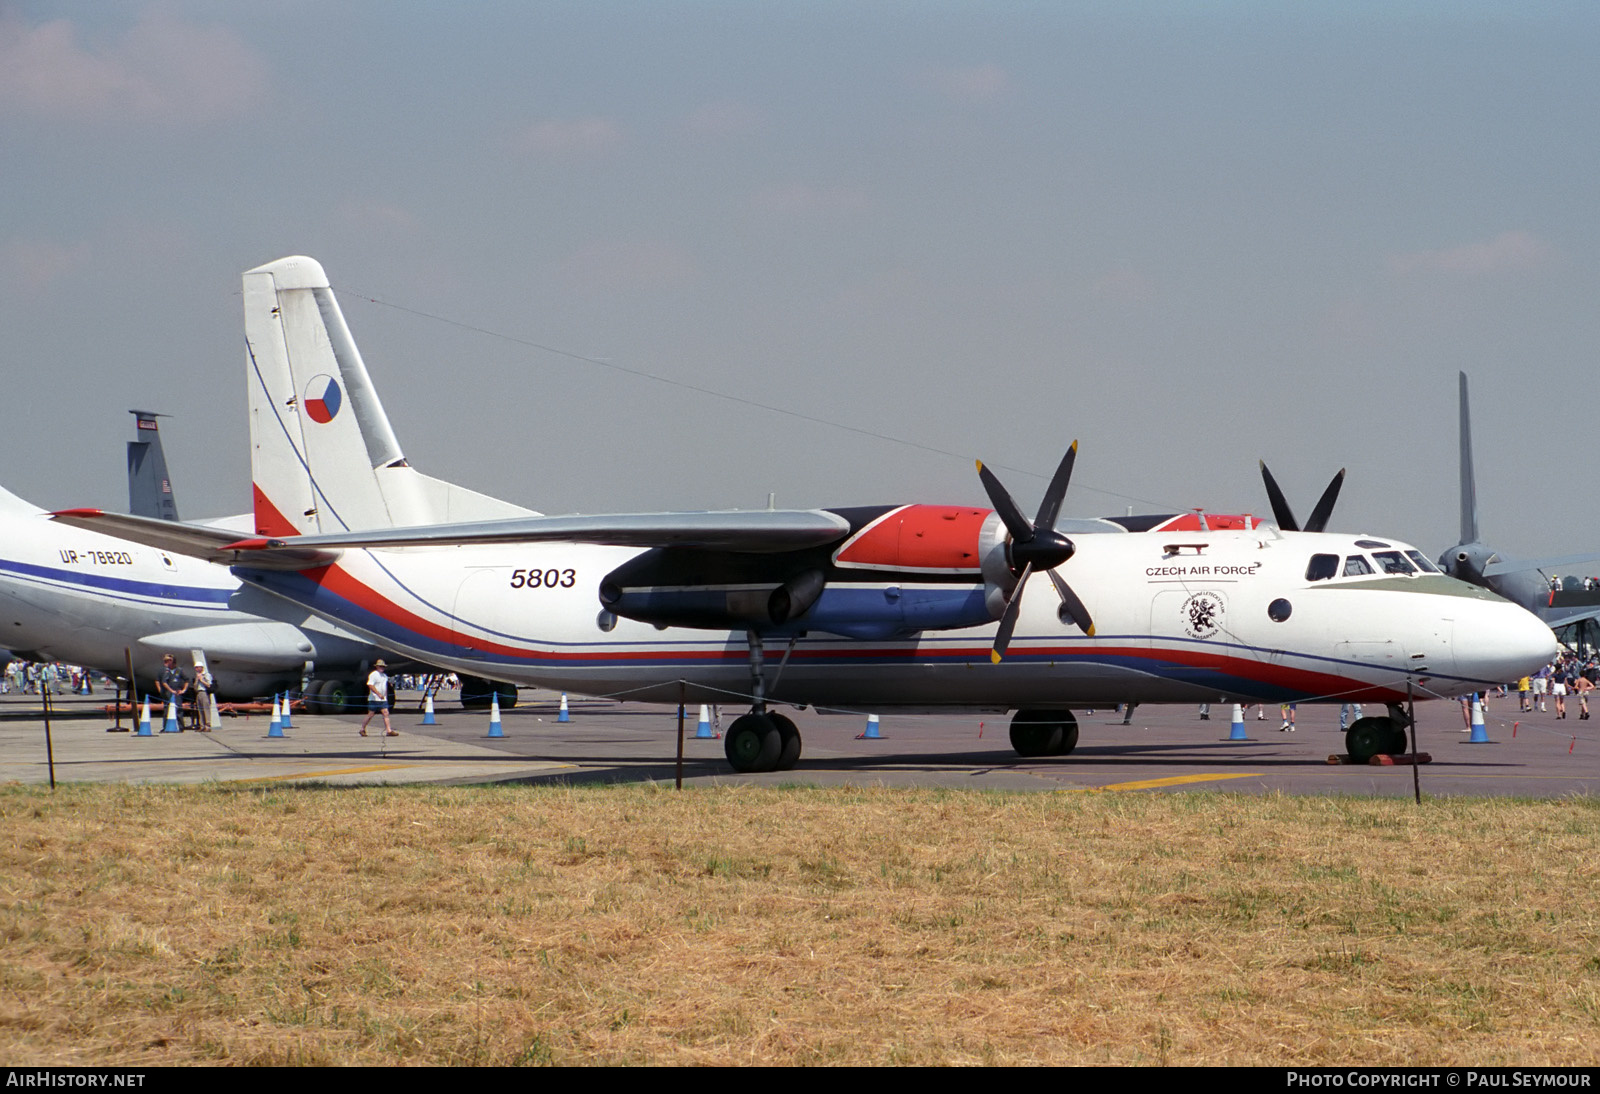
[311,679,353,714]
[769,712,803,771]
[725,713,782,773]
[1346,716,1404,762]
[1055,714,1080,756]
[458,675,510,710]
[1010,709,1078,758]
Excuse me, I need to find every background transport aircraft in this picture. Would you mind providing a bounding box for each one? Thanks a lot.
[0,403,479,706]
[0,480,388,702]
[121,408,512,708]
[1438,373,1600,650]
[56,256,1557,770]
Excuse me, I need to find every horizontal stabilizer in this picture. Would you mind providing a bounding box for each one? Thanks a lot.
[50,509,341,569]
[1483,551,1600,578]
[224,509,854,554]
[1539,606,1600,632]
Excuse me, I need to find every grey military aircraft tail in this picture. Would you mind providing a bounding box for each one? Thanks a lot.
[127,410,180,522]
[1438,371,1600,647]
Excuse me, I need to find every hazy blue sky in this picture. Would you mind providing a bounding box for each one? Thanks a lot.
[3,1,1596,559]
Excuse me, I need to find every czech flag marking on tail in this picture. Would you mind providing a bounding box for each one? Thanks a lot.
[304,374,343,424]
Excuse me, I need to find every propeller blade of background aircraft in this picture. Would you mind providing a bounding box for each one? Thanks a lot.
[1259,461,1299,531]
[1303,468,1346,534]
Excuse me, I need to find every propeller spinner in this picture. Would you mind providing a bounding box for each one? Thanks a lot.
[977,442,1096,662]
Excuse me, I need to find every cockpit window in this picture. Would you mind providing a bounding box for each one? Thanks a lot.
[1343,555,1374,577]
[1404,550,1440,574]
[1372,551,1417,575]
[1306,553,1339,582]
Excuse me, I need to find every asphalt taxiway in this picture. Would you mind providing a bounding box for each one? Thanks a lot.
[2,689,1595,797]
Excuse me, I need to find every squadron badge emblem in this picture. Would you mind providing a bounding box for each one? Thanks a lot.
[1181,591,1224,639]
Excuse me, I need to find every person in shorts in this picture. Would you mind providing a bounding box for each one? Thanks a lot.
[360,659,397,737]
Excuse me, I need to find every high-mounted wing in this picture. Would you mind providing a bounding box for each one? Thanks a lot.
[50,509,340,570]
[54,507,853,562]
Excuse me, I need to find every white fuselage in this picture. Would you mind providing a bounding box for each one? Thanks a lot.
[237,527,1556,711]
[0,490,378,698]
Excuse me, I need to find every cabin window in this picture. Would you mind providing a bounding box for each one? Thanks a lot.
[1305,554,1339,582]
[1268,598,1293,622]
[1405,551,1441,574]
[1372,551,1417,575]
[1343,555,1374,577]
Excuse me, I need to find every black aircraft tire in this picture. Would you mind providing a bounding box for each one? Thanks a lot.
[302,681,328,714]
[495,682,519,710]
[1346,717,1393,762]
[459,675,496,711]
[1387,724,1410,756]
[725,713,782,773]
[1010,709,1065,758]
[326,680,355,713]
[1053,716,1081,756]
[769,712,802,771]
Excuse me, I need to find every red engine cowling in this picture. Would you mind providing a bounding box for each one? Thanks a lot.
[831,504,1016,619]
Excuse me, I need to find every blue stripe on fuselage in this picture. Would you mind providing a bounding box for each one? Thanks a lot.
[0,557,234,607]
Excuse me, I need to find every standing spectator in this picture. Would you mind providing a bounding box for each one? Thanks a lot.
[360,660,397,737]
[156,654,190,714]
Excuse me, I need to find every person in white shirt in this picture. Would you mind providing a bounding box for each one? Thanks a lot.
[360,659,397,737]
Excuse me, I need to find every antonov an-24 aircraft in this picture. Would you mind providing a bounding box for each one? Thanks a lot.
[55,256,1557,771]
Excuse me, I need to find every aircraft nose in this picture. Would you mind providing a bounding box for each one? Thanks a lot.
[1452,600,1557,686]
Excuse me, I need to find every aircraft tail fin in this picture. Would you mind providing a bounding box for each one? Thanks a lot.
[242,256,534,537]
[0,484,44,515]
[1458,371,1480,546]
[127,410,180,522]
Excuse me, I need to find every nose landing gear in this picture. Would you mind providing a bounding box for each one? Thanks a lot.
[1345,703,1413,761]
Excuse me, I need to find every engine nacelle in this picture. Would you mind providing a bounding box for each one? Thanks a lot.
[599,557,830,631]
[598,504,1021,640]
[832,504,1015,624]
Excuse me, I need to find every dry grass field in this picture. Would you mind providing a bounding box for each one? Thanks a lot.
[2,782,1597,1066]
